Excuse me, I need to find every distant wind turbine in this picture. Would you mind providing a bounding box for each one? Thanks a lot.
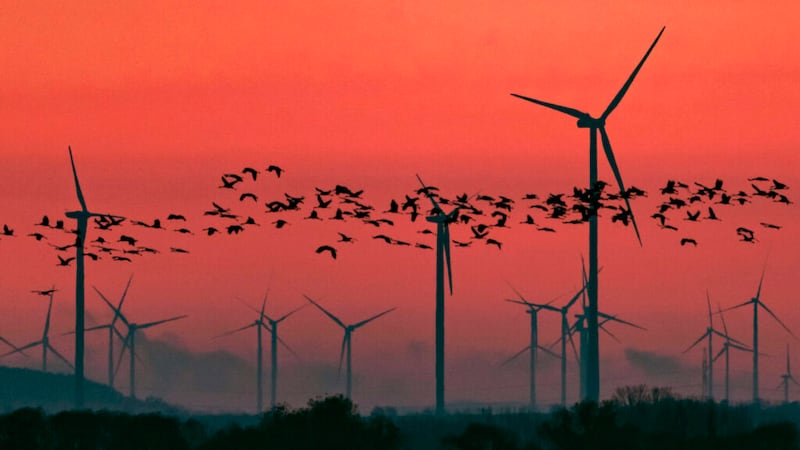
[722,267,797,403]
[512,27,665,401]
[304,294,396,400]
[502,285,560,410]
[90,275,134,388]
[682,290,743,400]
[778,344,798,404]
[218,290,302,413]
[713,302,752,403]
[3,289,73,371]
[417,174,458,414]
[65,147,124,407]
[100,289,187,399]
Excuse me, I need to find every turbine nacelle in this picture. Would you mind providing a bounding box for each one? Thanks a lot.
[576,116,603,129]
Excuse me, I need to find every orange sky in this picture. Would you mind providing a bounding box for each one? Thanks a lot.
[0,1,799,412]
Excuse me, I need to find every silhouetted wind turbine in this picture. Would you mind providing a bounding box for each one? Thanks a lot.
[547,277,591,407]
[304,295,396,400]
[416,174,458,414]
[91,275,134,388]
[103,294,187,399]
[713,303,752,403]
[503,285,560,410]
[778,344,798,404]
[722,267,797,403]
[65,147,124,407]
[221,290,302,413]
[512,27,664,401]
[3,289,73,371]
[682,290,740,400]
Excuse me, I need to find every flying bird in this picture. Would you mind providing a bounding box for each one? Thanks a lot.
[315,245,336,259]
[57,256,75,267]
[337,232,355,243]
[242,167,259,181]
[680,238,697,247]
[760,222,781,230]
[167,214,187,221]
[239,192,258,203]
[266,165,284,178]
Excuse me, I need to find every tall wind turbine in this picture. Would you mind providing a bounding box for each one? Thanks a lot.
[778,344,798,404]
[682,290,741,400]
[548,280,589,406]
[304,295,396,400]
[503,286,560,410]
[512,27,665,401]
[90,275,133,388]
[713,303,752,403]
[723,268,796,403]
[102,292,187,399]
[65,147,124,407]
[218,291,302,413]
[3,289,73,371]
[416,174,458,414]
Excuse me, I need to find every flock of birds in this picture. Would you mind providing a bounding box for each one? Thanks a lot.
[0,165,791,264]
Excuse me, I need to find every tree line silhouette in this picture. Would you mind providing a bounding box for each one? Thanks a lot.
[1,388,800,449]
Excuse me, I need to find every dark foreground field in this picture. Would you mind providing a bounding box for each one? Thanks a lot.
[1,386,800,449]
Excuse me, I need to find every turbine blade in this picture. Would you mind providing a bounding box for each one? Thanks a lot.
[1,340,42,358]
[756,265,766,300]
[712,346,726,362]
[510,93,587,119]
[443,224,453,295]
[566,317,579,362]
[352,307,397,330]
[415,174,441,211]
[68,146,88,211]
[600,26,665,120]
[599,324,621,343]
[116,275,134,313]
[93,286,130,327]
[729,342,753,353]
[599,127,641,246]
[597,312,646,330]
[337,334,347,377]
[213,322,257,339]
[47,344,74,370]
[790,376,800,387]
[303,294,346,328]
[0,336,26,356]
[114,333,131,380]
[565,283,588,310]
[43,296,54,338]
[138,315,188,330]
[499,345,530,367]
[759,302,797,340]
[717,302,730,337]
[682,331,709,354]
[710,329,747,347]
[275,304,306,323]
[706,289,713,329]
[260,290,268,319]
[276,334,301,360]
[719,300,753,313]
[536,345,559,359]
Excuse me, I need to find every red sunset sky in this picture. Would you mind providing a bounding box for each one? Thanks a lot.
[0,1,799,412]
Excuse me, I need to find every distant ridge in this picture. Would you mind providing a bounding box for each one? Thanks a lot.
[0,366,182,414]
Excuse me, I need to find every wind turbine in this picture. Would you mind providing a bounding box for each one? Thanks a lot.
[547,279,590,407]
[65,147,124,407]
[713,303,752,403]
[682,290,743,400]
[90,275,134,388]
[502,285,560,410]
[778,344,798,404]
[416,174,458,414]
[3,289,73,371]
[217,291,302,413]
[101,291,187,399]
[304,295,396,400]
[511,27,665,401]
[722,268,796,403]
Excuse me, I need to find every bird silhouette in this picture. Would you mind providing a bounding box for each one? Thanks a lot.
[36,216,50,227]
[2,225,14,237]
[486,239,502,250]
[272,220,288,229]
[118,235,137,246]
[27,233,47,241]
[32,288,57,296]
[242,167,259,181]
[203,227,220,236]
[452,240,472,248]
[680,238,697,247]
[760,222,781,230]
[706,207,720,221]
[305,210,322,220]
[167,214,187,221]
[239,193,258,202]
[266,165,284,178]
[170,247,190,253]
[520,215,536,225]
[315,245,336,259]
[415,243,433,250]
[219,176,239,190]
[685,210,701,221]
[316,194,332,208]
[736,227,756,243]
[337,232,355,243]
[372,234,393,244]
[242,216,260,226]
[227,225,245,235]
[57,256,75,266]
[174,228,194,235]
[385,199,399,213]
[112,256,132,262]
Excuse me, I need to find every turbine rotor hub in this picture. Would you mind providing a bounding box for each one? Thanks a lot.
[577,116,603,128]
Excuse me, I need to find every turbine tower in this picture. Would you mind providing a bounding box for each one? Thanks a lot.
[511,27,665,401]
[713,303,752,403]
[503,285,560,411]
[779,344,798,404]
[416,174,458,414]
[723,268,796,403]
[304,295,396,400]
[3,289,73,371]
[65,147,124,407]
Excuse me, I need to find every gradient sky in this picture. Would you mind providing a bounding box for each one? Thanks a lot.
[1,1,799,412]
